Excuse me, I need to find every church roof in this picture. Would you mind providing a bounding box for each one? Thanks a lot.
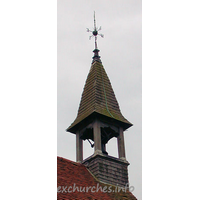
[57,156,137,200]
[67,60,132,133]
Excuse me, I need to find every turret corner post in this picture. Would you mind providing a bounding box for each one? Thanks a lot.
[117,127,126,160]
[93,119,102,155]
[76,130,83,163]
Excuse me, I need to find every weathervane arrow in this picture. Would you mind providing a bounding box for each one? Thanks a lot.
[87,11,104,50]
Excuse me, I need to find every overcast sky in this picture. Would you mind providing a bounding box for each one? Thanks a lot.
[1,1,200,200]
[57,1,142,199]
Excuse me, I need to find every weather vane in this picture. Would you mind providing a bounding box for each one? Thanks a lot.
[87,11,104,50]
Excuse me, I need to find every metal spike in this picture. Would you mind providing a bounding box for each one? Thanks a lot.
[99,34,104,38]
[94,11,96,30]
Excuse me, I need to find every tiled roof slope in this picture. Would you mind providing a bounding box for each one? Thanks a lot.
[57,156,137,200]
[67,61,132,133]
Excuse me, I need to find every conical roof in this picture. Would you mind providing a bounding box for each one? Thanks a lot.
[67,57,132,133]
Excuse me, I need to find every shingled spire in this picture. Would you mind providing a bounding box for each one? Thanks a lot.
[67,11,132,133]
[67,60,132,133]
[66,12,133,188]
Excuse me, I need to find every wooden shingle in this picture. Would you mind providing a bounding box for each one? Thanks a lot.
[67,60,132,133]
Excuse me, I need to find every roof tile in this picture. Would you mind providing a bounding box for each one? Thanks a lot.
[57,156,137,200]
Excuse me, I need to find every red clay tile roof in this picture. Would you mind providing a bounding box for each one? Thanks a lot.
[67,61,132,133]
[57,156,137,200]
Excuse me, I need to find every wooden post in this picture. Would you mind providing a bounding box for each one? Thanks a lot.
[117,127,126,160]
[93,119,102,154]
[76,130,83,162]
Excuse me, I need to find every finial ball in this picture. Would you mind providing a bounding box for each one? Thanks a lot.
[93,30,98,36]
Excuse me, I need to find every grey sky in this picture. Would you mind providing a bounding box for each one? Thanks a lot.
[57,1,142,199]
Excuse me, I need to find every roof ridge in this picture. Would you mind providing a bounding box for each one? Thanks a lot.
[57,156,82,166]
